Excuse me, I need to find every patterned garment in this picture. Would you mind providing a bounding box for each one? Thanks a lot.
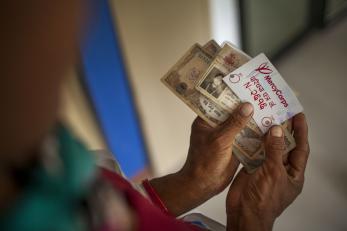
[0,125,225,231]
[93,150,225,231]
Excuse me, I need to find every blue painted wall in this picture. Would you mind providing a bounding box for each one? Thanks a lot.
[80,0,148,177]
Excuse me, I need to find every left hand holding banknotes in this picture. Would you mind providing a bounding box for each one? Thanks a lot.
[150,102,254,216]
[226,113,309,231]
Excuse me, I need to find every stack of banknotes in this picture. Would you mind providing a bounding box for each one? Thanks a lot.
[161,40,296,173]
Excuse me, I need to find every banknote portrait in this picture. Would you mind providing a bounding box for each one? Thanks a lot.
[199,67,226,98]
[235,127,262,154]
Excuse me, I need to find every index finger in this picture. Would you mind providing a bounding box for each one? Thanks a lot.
[288,113,309,179]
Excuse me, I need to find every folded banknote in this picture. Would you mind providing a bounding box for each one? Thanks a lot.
[161,40,299,173]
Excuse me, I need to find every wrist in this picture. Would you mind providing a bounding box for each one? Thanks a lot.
[179,165,217,193]
[142,179,170,215]
[226,207,275,231]
[149,170,213,216]
[180,162,224,197]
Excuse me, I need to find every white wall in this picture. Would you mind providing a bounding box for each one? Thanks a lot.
[60,69,106,150]
[57,0,241,175]
[111,0,212,175]
[208,0,241,46]
[110,0,241,175]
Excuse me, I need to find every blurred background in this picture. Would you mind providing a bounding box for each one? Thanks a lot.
[60,0,347,230]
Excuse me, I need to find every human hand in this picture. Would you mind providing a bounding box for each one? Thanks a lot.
[150,102,254,216]
[226,114,309,231]
[181,102,255,195]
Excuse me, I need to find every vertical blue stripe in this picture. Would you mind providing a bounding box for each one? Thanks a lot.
[80,0,148,177]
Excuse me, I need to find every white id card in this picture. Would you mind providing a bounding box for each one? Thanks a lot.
[223,53,303,133]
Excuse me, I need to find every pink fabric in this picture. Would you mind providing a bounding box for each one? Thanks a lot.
[101,168,202,231]
[142,179,170,215]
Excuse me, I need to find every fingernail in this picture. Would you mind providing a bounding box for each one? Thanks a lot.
[239,103,253,117]
[271,126,283,137]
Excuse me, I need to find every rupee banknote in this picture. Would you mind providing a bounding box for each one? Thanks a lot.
[196,42,251,111]
[161,43,229,127]
[196,43,264,132]
[195,42,296,171]
[202,39,221,57]
[161,41,295,173]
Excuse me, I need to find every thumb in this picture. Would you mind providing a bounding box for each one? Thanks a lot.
[264,126,286,169]
[218,102,254,138]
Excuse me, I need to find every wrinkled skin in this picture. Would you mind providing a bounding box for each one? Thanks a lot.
[226,114,309,231]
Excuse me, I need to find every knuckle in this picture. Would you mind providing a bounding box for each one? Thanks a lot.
[294,148,310,165]
[288,173,305,194]
[214,128,236,143]
[230,119,244,129]
[233,115,246,129]
[293,173,305,185]
[271,143,286,151]
[272,138,285,146]
[267,139,285,152]
[228,113,245,129]
[212,135,229,150]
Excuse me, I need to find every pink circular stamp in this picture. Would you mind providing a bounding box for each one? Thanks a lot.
[228,73,241,83]
[261,117,273,127]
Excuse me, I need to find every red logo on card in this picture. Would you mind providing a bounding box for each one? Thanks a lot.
[256,62,273,74]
